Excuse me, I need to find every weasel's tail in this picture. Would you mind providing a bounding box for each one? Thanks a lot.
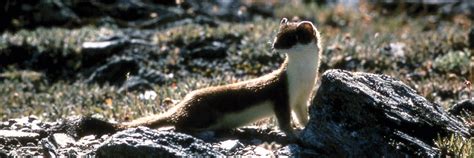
[117,112,173,130]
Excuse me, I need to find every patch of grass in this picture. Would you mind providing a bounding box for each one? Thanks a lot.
[0,26,105,55]
[433,49,471,75]
[0,72,247,121]
[435,134,473,157]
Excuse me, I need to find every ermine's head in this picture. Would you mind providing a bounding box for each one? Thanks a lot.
[272,18,321,55]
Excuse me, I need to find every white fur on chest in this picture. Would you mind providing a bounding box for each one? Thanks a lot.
[285,44,320,108]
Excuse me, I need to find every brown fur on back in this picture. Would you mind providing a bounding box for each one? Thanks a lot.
[169,59,290,131]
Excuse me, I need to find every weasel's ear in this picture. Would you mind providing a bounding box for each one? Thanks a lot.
[280,18,288,25]
[297,21,315,35]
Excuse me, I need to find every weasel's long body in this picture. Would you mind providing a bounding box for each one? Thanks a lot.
[119,18,322,137]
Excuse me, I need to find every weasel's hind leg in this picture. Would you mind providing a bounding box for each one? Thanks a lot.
[273,102,296,140]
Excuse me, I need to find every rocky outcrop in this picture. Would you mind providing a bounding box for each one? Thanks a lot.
[300,69,471,157]
[40,127,224,157]
[95,127,223,157]
[1,116,304,157]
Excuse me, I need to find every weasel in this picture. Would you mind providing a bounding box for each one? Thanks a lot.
[83,18,322,138]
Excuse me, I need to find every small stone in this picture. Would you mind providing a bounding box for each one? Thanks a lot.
[220,139,241,151]
[253,146,272,156]
[276,144,301,156]
[138,90,158,100]
[0,130,40,139]
[30,124,42,131]
[10,123,22,130]
[26,142,36,146]
[42,123,52,129]
[1,122,10,128]
[20,127,32,132]
[53,133,75,148]
[67,149,79,157]
[8,120,17,125]
[381,42,406,59]
[27,116,38,123]
[82,41,120,50]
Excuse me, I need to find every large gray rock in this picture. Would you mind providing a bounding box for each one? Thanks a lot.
[95,127,223,157]
[300,69,471,157]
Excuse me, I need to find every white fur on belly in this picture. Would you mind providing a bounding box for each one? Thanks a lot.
[207,101,274,130]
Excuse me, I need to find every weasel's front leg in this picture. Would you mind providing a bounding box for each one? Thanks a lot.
[293,102,309,127]
[273,102,297,140]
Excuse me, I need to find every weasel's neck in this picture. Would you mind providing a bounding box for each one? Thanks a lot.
[284,44,321,107]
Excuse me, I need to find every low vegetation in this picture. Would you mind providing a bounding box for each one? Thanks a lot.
[0,2,472,156]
